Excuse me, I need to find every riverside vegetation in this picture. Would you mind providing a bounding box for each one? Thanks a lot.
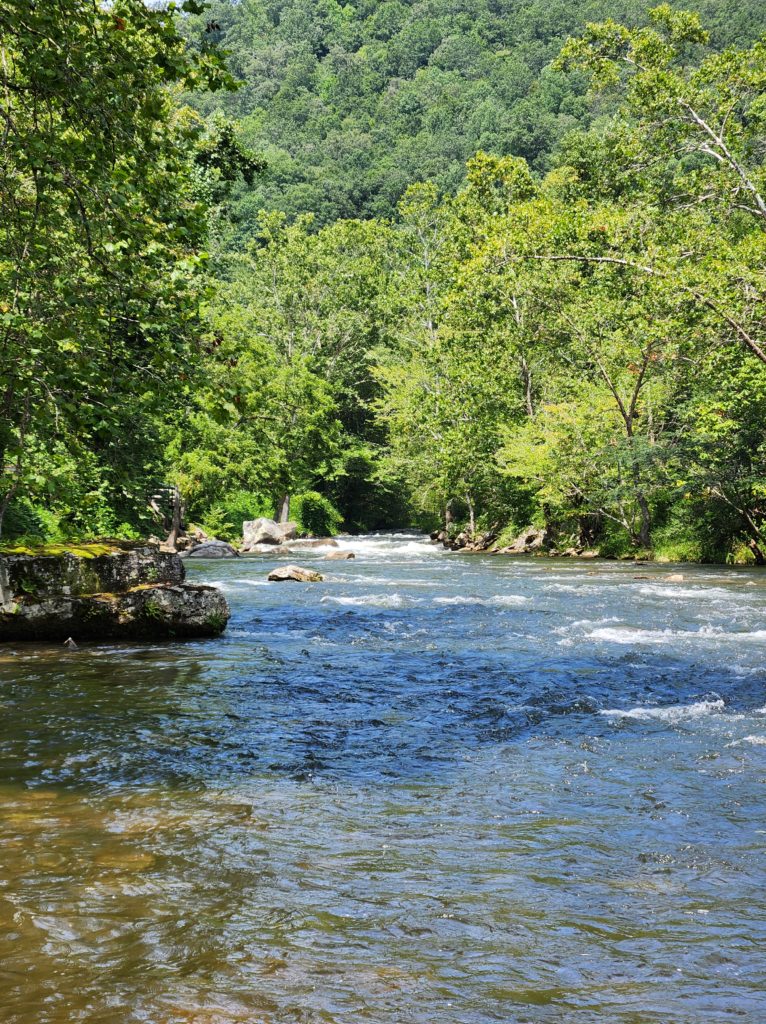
[2,0,766,564]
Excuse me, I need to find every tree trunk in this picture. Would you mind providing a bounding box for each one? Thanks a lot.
[520,356,534,417]
[465,493,476,540]
[445,500,453,533]
[748,538,765,566]
[278,492,291,524]
[165,486,183,551]
[636,491,651,549]
[0,477,19,543]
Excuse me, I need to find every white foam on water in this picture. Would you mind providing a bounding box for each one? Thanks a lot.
[567,616,621,629]
[433,595,527,607]
[336,533,443,559]
[588,626,682,645]
[635,584,733,601]
[728,734,766,747]
[581,625,766,645]
[320,593,419,609]
[600,699,725,722]
[214,578,273,597]
[328,574,444,589]
[283,538,339,547]
[543,582,595,594]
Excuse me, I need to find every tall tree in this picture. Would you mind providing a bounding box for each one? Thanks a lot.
[0,0,233,537]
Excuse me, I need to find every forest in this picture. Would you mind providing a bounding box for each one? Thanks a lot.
[3,0,766,562]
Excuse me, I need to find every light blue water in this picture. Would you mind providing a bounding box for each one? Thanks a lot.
[0,533,765,1023]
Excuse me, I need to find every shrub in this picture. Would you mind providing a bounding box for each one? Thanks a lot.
[200,490,274,542]
[3,499,62,542]
[293,491,343,537]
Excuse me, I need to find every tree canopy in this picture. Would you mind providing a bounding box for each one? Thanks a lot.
[178,0,766,231]
[3,1,766,564]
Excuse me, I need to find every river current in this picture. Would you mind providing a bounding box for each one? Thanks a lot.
[1,533,765,1023]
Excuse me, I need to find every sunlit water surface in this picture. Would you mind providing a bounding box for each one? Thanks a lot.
[1,534,765,1023]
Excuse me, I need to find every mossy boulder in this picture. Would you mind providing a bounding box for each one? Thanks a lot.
[1,542,183,600]
[0,543,229,642]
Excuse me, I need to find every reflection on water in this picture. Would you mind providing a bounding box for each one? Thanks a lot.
[1,534,765,1023]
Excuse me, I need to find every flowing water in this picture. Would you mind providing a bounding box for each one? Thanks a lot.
[1,534,765,1023]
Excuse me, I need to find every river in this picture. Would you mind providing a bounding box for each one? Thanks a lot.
[1,533,765,1023]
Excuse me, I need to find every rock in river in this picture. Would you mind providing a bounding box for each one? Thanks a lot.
[0,541,230,642]
[267,565,324,583]
[324,551,355,560]
[242,518,285,549]
[184,540,239,559]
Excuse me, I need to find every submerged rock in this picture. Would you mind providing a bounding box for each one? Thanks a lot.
[324,551,355,560]
[267,565,324,583]
[0,542,229,642]
[239,543,285,556]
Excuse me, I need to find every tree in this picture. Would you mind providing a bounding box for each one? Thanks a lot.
[0,0,235,538]
[171,211,401,528]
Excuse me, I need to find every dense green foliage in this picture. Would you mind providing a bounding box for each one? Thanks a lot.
[292,491,344,537]
[0,0,237,541]
[3,1,765,563]
[178,0,766,230]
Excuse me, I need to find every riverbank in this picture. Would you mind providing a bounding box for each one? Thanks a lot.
[432,523,764,566]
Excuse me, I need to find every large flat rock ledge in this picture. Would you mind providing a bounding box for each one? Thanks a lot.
[0,542,229,642]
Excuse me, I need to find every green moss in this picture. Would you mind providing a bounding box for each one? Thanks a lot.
[0,541,123,558]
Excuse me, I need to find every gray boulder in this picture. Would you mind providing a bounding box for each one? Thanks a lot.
[494,527,552,555]
[185,540,238,559]
[239,543,286,556]
[0,584,229,642]
[267,564,324,583]
[280,521,299,541]
[242,518,284,549]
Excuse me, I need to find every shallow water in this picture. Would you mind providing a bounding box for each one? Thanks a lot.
[1,534,765,1023]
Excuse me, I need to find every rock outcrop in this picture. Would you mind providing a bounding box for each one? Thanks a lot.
[0,542,230,642]
[267,564,324,583]
[498,527,548,554]
[437,530,498,554]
